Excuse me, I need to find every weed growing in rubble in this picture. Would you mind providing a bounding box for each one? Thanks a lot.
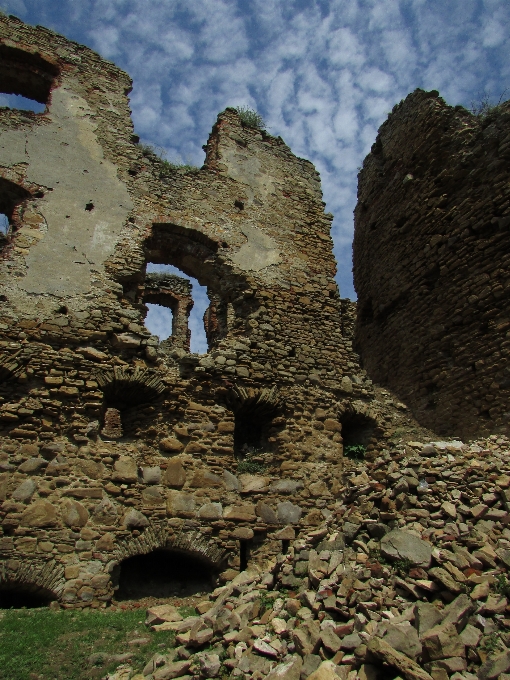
[470,90,508,118]
[495,573,510,598]
[393,557,413,577]
[344,444,366,460]
[482,632,502,655]
[234,106,266,130]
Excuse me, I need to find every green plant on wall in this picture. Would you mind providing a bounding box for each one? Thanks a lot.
[344,444,366,460]
[234,106,266,130]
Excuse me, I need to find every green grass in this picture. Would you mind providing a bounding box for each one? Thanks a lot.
[236,458,266,474]
[0,608,175,680]
[234,106,266,130]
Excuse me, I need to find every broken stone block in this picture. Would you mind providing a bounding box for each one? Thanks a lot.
[367,637,433,680]
[414,602,443,637]
[307,660,340,680]
[113,455,138,483]
[122,508,149,529]
[478,651,510,680]
[197,502,223,520]
[223,504,256,521]
[189,469,223,488]
[421,622,465,661]
[380,529,432,567]
[159,436,185,455]
[142,466,161,485]
[383,621,422,659]
[277,501,302,524]
[239,473,269,493]
[265,655,303,680]
[12,478,37,502]
[61,499,89,527]
[21,499,57,527]
[145,605,183,626]
[19,457,48,474]
[163,460,186,488]
[292,619,321,656]
[166,491,196,518]
[224,470,240,491]
[256,501,279,523]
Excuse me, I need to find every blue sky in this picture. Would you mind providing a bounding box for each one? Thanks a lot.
[2,0,509,351]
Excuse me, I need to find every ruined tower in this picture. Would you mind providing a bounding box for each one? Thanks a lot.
[354,89,510,440]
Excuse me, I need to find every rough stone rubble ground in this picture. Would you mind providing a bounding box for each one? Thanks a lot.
[104,435,510,680]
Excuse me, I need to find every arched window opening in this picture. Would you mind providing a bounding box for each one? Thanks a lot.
[0,583,56,609]
[96,366,166,440]
[144,223,241,355]
[145,264,209,354]
[0,212,8,235]
[226,386,281,459]
[145,303,174,342]
[0,93,46,113]
[0,178,33,249]
[340,410,377,449]
[0,43,59,105]
[114,549,216,601]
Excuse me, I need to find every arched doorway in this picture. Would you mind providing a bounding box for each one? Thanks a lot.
[0,582,57,609]
[114,549,217,601]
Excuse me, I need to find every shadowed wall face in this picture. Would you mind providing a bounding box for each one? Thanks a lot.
[354,89,510,439]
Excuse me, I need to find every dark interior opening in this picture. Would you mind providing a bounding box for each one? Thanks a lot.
[234,412,270,456]
[239,540,250,571]
[0,583,56,609]
[0,43,59,104]
[340,411,377,448]
[0,178,32,247]
[114,549,216,600]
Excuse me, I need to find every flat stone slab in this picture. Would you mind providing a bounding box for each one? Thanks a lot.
[380,529,432,568]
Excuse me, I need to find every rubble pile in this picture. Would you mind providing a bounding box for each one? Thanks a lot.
[109,435,510,680]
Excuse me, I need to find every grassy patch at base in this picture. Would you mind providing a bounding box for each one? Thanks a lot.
[0,608,175,680]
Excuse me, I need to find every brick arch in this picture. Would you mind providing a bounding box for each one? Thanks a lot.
[0,557,64,599]
[112,523,227,568]
[0,42,60,104]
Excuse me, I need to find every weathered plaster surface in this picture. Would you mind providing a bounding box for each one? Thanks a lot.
[0,85,132,296]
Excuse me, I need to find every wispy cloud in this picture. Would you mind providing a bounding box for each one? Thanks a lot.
[5,0,509,316]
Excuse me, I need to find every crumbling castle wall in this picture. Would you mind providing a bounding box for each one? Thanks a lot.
[354,89,510,440]
[0,16,418,608]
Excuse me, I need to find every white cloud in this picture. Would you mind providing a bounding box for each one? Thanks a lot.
[4,0,509,304]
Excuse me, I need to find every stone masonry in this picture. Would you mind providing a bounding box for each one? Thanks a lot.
[0,16,422,608]
[354,89,510,441]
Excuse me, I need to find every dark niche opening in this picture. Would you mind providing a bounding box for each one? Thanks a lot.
[340,411,377,448]
[234,411,272,457]
[0,583,56,609]
[239,540,250,571]
[114,549,216,601]
[0,177,33,249]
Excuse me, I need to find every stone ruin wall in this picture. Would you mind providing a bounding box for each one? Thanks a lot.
[354,89,510,441]
[0,16,424,608]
